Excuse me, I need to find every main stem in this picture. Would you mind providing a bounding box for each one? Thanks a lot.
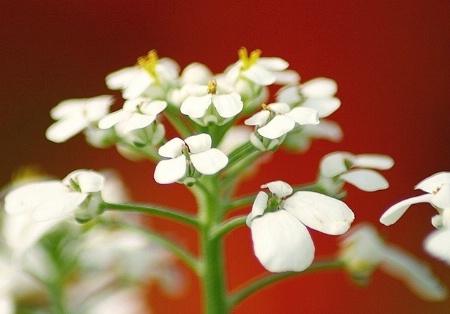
[195,177,229,314]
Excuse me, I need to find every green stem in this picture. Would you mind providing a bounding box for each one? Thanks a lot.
[164,105,195,138]
[100,219,200,273]
[117,140,160,162]
[212,215,247,239]
[228,259,344,308]
[104,202,199,228]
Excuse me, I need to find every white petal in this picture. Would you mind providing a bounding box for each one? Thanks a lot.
[124,113,155,133]
[158,137,184,158]
[191,149,228,175]
[242,66,275,86]
[32,191,87,221]
[273,70,300,84]
[185,133,212,153]
[276,85,301,104]
[380,194,432,226]
[251,210,315,272]
[301,97,341,118]
[380,245,447,301]
[416,172,450,193]
[257,115,295,139]
[105,66,141,90]
[212,93,243,118]
[261,181,293,198]
[180,94,212,118]
[122,70,153,99]
[72,171,105,193]
[302,120,343,142]
[50,100,84,119]
[84,95,114,121]
[431,184,450,209]
[244,110,270,127]
[4,182,68,215]
[180,62,213,85]
[284,191,354,235]
[340,169,389,191]
[98,110,129,129]
[247,191,269,226]
[45,115,88,143]
[320,152,354,178]
[267,102,291,114]
[301,78,337,97]
[224,63,241,84]
[140,100,167,116]
[257,57,289,71]
[424,229,450,265]
[353,154,395,170]
[286,107,319,125]
[154,156,186,184]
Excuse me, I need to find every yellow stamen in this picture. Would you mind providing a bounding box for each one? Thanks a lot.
[207,79,217,94]
[137,50,159,77]
[238,47,262,70]
[261,103,270,111]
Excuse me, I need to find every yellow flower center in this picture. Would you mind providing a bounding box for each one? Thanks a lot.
[137,50,159,78]
[207,79,217,94]
[238,47,261,70]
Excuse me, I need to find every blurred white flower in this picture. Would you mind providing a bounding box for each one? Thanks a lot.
[244,102,319,140]
[46,95,113,143]
[380,172,450,226]
[319,151,394,193]
[154,134,228,184]
[340,224,447,301]
[180,80,243,121]
[247,181,354,272]
[98,98,166,134]
[106,50,179,100]
[226,47,299,86]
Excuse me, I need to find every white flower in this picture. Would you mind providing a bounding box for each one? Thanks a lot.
[319,151,394,193]
[98,98,166,134]
[380,172,450,226]
[154,134,228,184]
[247,181,354,272]
[276,78,341,118]
[339,224,447,301]
[226,47,299,86]
[180,80,243,121]
[4,170,105,222]
[106,50,179,99]
[244,102,319,140]
[46,95,113,143]
[424,228,450,266]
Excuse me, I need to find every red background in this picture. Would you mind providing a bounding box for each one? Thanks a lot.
[1,1,449,313]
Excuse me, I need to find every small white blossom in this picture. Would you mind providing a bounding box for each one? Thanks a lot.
[380,172,450,226]
[226,47,299,86]
[154,134,228,184]
[319,151,394,193]
[106,50,179,99]
[340,224,447,301]
[277,78,341,118]
[46,95,113,143]
[98,98,166,134]
[4,170,105,222]
[180,80,243,122]
[247,181,354,272]
[245,102,319,140]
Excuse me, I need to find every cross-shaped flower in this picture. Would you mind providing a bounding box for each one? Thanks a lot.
[244,102,319,140]
[247,181,354,272]
[46,95,113,143]
[154,134,228,184]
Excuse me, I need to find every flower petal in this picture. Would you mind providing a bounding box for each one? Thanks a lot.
[184,133,212,153]
[212,93,243,118]
[244,110,271,127]
[190,149,228,175]
[424,229,450,265]
[284,191,354,235]
[340,169,389,191]
[276,85,301,105]
[431,184,450,209]
[257,57,289,71]
[71,171,105,193]
[261,181,293,198]
[50,100,84,119]
[352,154,394,170]
[32,191,87,221]
[273,70,300,85]
[180,94,212,118]
[140,100,167,116]
[301,78,337,97]
[380,194,432,226]
[415,172,450,193]
[380,245,447,301]
[98,110,129,129]
[123,70,153,99]
[301,97,341,118]
[246,191,269,226]
[124,113,155,133]
[257,115,295,139]
[251,210,315,272]
[154,156,186,184]
[45,115,89,143]
[320,152,354,178]
[158,137,184,158]
[242,66,275,86]
[285,107,319,125]
[105,66,141,90]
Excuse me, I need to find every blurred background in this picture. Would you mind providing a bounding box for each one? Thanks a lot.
[1,1,449,313]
